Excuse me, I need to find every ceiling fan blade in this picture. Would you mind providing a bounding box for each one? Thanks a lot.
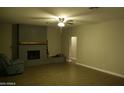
[30,17,55,20]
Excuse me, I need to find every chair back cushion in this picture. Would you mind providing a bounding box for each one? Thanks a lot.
[0,54,11,66]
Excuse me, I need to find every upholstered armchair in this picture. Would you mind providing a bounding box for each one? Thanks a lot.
[0,53,24,75]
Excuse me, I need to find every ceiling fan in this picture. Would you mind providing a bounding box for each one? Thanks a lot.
[57,17,74,27]
[30,7,99,27]
[31,16,74,27]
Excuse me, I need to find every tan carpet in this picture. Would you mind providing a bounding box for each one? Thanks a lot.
[1,62,124,86]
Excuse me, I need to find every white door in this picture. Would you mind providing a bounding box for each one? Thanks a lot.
[69,36,77,62]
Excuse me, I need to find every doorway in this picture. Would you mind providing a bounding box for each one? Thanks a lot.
[69,36,77,62]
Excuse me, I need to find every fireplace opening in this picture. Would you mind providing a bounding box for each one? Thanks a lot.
[27,50,40,60]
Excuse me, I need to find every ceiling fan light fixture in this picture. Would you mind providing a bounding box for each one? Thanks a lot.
[58,22,65,27]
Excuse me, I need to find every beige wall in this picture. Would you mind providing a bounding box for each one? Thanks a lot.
[62,19,124,75]
[47,26,62,56]
[0,24,12,59]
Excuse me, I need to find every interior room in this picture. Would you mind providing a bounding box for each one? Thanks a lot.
[0,7,124,86]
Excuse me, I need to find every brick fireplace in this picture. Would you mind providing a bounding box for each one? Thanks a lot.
[17,24,48,66]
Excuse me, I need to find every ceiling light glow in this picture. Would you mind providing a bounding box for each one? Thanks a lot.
[58,22,65,27]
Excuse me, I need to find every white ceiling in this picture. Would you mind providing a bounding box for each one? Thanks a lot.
[0,7,124,27]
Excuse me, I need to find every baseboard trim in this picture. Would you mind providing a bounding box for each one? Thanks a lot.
[75,62,124,79]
